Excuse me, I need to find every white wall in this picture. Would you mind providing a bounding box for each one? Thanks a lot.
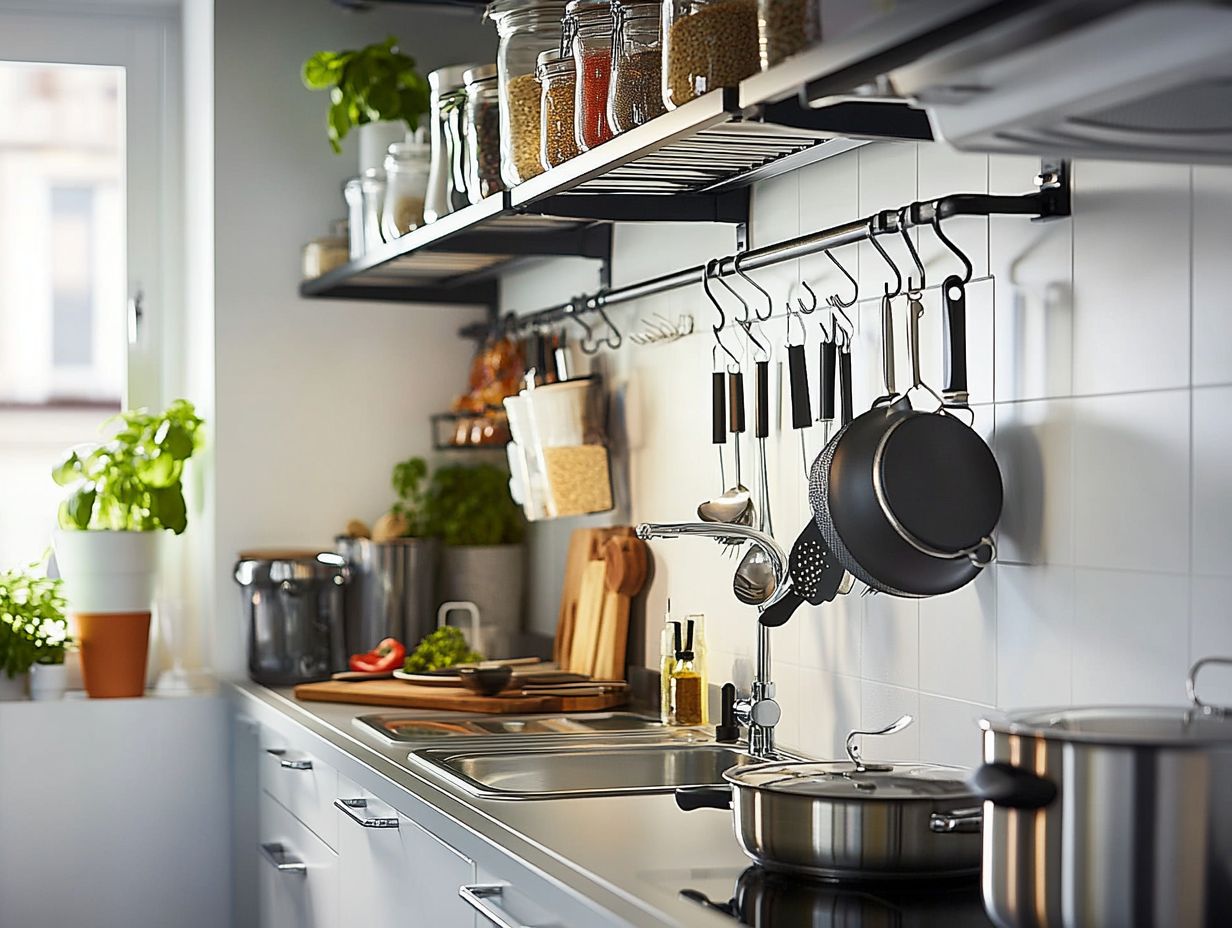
[209,0,494,675]
[502,145,1232,767]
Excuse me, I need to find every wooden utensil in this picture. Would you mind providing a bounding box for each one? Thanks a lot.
[554,529,598,665]
[593,536,650,681]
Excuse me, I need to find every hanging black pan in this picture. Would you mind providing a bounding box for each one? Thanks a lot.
[807,219,1001,597]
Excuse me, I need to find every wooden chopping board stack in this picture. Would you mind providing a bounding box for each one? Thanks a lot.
[554,527,649,682]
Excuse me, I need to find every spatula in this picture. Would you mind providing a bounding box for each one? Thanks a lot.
[759,519,844,627]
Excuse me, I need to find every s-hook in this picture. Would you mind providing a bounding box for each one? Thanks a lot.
[898,206,926,298]
[733,252,774,322]
[930,212,973,285]
[704,258,742,369]
[796,279,819,315]
[823,250,858,310]
[869,219,903,299]
[715,269,769,362]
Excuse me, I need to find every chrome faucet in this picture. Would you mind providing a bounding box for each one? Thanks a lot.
[635,522,789,758]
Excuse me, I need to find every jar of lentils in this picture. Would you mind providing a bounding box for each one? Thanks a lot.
[757,0,820,68]
[487,0,568,186]
[662,0,760,110]
[537,49,580,168]
[463,64,505,203]
[607,0,665,133]
[564,0,614,151]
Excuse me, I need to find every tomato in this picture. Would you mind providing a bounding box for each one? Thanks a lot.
[348,638,406,673]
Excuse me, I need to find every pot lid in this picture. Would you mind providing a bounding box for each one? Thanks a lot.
[725,761,975,801]
[982,705,1232,748]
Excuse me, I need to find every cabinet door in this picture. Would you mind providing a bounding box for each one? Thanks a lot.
[336,786,475,928]
[258,791,339,928]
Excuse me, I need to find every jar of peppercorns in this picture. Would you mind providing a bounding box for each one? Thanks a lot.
[537,49,580,169]
[607,0,665,133]
[463,64,505,203]
[564,0,615,151]
[662,0,760,110]
[486,0,568,186]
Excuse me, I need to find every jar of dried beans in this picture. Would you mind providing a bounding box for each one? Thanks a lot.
[463,64,505,203]
[486,0,568,186]
[662,0,760,109]
[757,0,820,68]
[564,0,614,151]
[607,0,665,133]
[537,49,579,169]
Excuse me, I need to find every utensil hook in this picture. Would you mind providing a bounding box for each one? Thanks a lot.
[823,250,858,309]
[785,301,806,347]
[869,221,903,298]
[566,301,600,354]
[591,302,623,353]
[930,211,973,285]
[898,207,926,296]
[714,270,752,326]
[845,714,913,772]
[704,259,741,368]
[733,253,773,322]
[832,303,854,349]
[796,279,819,315]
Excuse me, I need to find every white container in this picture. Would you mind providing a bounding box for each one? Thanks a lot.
[525,377,614,519]
[527,378,592,446]
[503,395,550,520]
[52,530,158,613]
[29,662,67,701]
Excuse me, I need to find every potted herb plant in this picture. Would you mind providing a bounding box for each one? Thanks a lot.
[0,564,71,701]
[51,399,204,698]
[302,35,430,172]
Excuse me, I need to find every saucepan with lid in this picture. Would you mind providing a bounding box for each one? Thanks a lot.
[676,716,983,880]
[975,656,1232,928]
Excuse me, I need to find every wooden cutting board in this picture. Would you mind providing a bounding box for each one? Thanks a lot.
[554,526,634,672]
[568,560,608,677]
[593,536,650,682]
[293,678,627,714]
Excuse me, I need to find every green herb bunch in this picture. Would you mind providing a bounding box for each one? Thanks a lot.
[386,457,524,546]
[402,626,482,673]
[302,36,430,154]
[53,399,205,535]
[390,456,431,536]
[0,566,71,677]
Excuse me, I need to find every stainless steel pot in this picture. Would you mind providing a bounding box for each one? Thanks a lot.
[974,657,1232,928]
[335,536,439,654]
[677,716,983,880]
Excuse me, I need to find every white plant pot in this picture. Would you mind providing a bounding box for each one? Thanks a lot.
[29,663,67,701]
[0,672,27,701]
[358,121,407,176]
[53,530,158,614]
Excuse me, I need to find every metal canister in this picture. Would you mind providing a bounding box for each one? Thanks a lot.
[334,536,440,655]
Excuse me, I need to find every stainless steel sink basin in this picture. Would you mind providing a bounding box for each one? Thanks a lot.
[408,741,763,799]
[354,711,668,745]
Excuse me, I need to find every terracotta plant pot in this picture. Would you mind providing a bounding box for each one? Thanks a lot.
[53,530,157,699]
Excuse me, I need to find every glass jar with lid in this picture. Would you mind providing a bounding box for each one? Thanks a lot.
[607,0,665,133]
[463,64,505,203]
[564,0,614,151]
[537,49,579,169]
[662,0,760,110]
[381,138,431,239]
[757,0,820,69]
[486,0,568,186]
[424,64,476,223]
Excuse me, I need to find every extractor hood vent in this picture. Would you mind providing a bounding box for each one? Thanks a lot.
[894,1,1232,164]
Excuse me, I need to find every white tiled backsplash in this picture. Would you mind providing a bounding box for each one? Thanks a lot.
[501,143,1232,768]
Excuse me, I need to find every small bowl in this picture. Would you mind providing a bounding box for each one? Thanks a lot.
[457,666,513,696]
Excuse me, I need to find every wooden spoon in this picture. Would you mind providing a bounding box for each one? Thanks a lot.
[603,535,648,594]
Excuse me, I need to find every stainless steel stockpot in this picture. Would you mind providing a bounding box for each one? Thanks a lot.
[974,657,1232,928]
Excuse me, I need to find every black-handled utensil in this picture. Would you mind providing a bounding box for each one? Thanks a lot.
[711,371,727,445]
[820,337,836,423]
[839,347,854,425]
[755,360,769,439]
[787,343,811,429]
[942,274,969,405]
[728,370,746,435]
[760,519,844,627]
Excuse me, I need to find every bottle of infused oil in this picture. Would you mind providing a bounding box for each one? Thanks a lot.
[669,618,704,727]
[685,613,708,725]
[659,603,679,723]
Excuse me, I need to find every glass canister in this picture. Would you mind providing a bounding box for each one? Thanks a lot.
[381,138,431,239]
[487,0,568,187]
[424,64,476,223]
[525,376,614,519]
[565,0,614,151]
[537,49,580,168]
[463,64,505,203]
[662,0,760,109]
[443,85,472,211]
[608,0,666,133]
[757,0,820,69]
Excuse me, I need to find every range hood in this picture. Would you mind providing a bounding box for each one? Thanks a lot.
[891,0,1232,164]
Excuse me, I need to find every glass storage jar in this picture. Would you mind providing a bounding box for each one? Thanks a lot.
[565,0,614,151]
[463,64,505,203]
[424,64,476,223]
[487,0,567,186]
[662,0,760,109]
[757,0,820,69]
[443,85,472,212]
[607,0,665,133]
[537,49,579,168]
[381,139,431,239]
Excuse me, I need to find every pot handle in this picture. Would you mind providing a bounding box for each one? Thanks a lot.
[675,785,733,812]
[970,762,1057,810]
[929,807,982,833]
[679,889,735,916]
[1188,656,1232,716]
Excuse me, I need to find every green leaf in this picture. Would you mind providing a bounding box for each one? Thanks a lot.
[365,83,398,120]
[302,52,339,90]
[327,100,350,153]
[150,486,187,535]
[135,452,181,489]
[66,486,96,530]
[50,450,82,487]
[157,422,194,460]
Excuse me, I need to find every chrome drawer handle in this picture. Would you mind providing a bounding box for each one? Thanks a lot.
[260,842,307,876]
[335,798,399,829]
[266,748,313,770]
[459,883,530,928]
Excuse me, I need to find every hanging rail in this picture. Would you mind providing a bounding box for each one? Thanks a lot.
[463,161,1070,340]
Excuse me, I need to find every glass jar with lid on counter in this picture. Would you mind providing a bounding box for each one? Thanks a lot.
[381,137,431,240]
[607,0,665,133]
[662,0,760,109]
[487,0,568,186]
[463,64,505,203]
[538,49,580,169]
[564,0,614,151]
[424,64,477,223]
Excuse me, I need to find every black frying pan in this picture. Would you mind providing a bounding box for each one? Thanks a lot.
[807,292,1001,597]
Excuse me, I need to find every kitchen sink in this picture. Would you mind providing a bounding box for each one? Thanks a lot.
[354,711,670,745]
[407,741,764,799]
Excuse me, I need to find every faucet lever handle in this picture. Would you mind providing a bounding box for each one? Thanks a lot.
[715,683,740,743]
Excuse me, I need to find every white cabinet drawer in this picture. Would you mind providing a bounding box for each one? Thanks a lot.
[258,790,339,928]
[259,727,338,850]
